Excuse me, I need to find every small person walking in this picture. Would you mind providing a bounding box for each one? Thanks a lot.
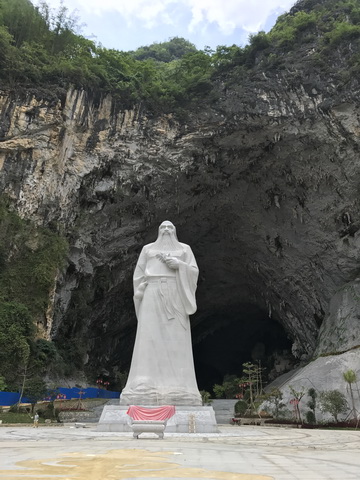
[33,413,39,428]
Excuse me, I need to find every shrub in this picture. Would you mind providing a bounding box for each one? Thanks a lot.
[318,390,348,422]
[213,384,226,399]
[265,387,286,419]
[234,400,248,416]
[213,375,241,399]
[305,411,316,424]
[306,387,318,424]
[249,31,270,52]
[200,390,212,405]
[42,401,58,421]
[324,22,360,45]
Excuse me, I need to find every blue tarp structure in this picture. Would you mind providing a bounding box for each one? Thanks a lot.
[0,387,119,406]
[0,392,30,406]
[55,387,119,400]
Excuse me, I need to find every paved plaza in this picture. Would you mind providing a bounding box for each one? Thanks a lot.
[0,424,359,479]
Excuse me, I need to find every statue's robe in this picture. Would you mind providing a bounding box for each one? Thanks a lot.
[120,242,202,406]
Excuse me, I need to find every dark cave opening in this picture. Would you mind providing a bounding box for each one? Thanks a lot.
[192,304,294,394]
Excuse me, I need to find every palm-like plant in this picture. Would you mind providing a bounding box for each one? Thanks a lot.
[343,369,358,423]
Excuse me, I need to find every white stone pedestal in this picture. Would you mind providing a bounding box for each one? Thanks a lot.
[97,405,218,433]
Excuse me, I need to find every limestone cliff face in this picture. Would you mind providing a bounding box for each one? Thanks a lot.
[0,68,360,383]
[315,279,360,356]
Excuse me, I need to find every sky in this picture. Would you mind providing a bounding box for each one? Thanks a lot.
[41,0,297,52]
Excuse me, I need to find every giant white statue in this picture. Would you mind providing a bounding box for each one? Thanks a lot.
[120,221,202,406]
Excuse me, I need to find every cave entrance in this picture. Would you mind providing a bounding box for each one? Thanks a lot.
[192,304,294,394]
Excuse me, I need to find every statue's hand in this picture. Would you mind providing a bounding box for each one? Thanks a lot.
[164,256,180,270]
[156,253,166,263]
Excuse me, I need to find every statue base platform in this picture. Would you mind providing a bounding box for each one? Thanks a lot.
[97,405,218,433]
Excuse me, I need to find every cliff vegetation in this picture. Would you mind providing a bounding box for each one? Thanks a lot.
[0,198,68,389]
[1,0,360,113]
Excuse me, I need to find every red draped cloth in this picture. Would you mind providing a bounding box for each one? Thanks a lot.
[126,405,175,421]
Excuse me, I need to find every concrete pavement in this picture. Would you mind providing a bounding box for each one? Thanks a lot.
[0,424,359,479]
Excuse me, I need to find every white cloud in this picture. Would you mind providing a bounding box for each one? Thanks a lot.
[191,0,296,34]
[50,0,296,35]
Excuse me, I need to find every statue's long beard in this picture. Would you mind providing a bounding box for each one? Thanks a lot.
[152,233,182,252]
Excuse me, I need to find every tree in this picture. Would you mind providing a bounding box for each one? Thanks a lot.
[319,390,348,422]
[249,31,270,52]
[241,362,265,415]
[23,376,47,413]
[212,44,243,68]
[0,301,34,385]
[266,387,286,419]
[343,369,358,423]
[213,375,241,399]
[17,341,30,408]
[289,385,306,423]
[1,0,40,47]
[131,37,197,63]
[0,24,15,63]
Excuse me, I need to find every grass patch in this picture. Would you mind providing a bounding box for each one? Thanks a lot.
[0,412,42,424]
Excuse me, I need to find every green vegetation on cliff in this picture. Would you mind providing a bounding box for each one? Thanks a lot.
[0,0,214,111]
[0,0,359,112]
[228,0,360,82]
[0,198,68,390]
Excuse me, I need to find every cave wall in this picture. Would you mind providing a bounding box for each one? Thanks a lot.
[0,70,360,382]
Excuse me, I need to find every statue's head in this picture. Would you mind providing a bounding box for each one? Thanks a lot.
[152,221,181,251]
[158,221,178,239]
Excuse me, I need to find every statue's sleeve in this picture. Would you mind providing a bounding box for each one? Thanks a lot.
[133,246,148,318]
[176,246,199,315]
